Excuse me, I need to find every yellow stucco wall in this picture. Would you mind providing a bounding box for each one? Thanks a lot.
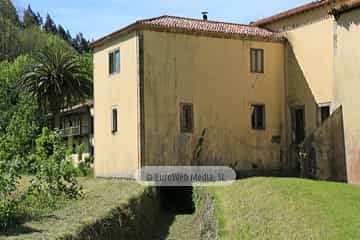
[264,3,343,106]
[142,31,285,172]
[334,8,360,183]
[285,41,319,136]
[93,32,140,178]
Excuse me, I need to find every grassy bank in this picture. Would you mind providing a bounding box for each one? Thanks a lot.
[1,178,145,240]
[209,177,360,239]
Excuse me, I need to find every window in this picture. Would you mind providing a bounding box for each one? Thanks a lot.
[320,106,330,123]
[291,107,305,144]
[111,107,118,133]
[251,104,265,130]
[250,48,264,73]
[109,49,120,75]
[180,103,194,133]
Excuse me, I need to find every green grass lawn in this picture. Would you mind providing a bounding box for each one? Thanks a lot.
[1,178,144,240]
[209,177,360,240]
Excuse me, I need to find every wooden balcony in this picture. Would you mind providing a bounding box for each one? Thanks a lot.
[60,125,90,137]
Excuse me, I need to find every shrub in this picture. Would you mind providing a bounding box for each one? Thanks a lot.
[29,127,82,199]
[77,156,94,177]
[0,159,22,229]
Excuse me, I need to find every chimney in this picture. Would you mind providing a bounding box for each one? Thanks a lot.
[202,11,208,21]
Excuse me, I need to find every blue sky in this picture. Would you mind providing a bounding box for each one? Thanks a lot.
[12,0,310,40]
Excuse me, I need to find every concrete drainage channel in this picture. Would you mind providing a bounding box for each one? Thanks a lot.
[71,187,218,240]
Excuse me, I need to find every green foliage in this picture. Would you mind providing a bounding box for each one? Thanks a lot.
[193,128,207,164]
[5,96,41,167]
[0,0,20,26]
[20,46,93,116]
[73,33,91,53]
[18,27,50,59]
[0,55,35,133]
[23,5,42,29]
[0,1,90,62]
[77,52,94,81]
[0,1,92,230]
[43,14,57,35]
[29,128,82,199]
[76,143,85,162]
[77,156,94,177]
[0,155,22,229]
[0,17,22,61]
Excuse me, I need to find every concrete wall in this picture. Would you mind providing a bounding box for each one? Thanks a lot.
[301,106,347,182]
[334,8,360,183]
[93,32,140,178]
[142,30,286,173]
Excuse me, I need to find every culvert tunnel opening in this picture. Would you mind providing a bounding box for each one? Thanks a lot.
[158,186,195,214]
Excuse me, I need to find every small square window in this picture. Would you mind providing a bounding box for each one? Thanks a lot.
[180,103,194,133]
[251,104,265,130]
[111,107,118,133]
[109,49,120,75]
[250,48,264,73]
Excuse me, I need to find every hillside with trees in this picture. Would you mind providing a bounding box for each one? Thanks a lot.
[0,0,90,61]
[0,0,93,230]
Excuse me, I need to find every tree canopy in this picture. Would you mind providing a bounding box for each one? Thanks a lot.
[0,0,91,61]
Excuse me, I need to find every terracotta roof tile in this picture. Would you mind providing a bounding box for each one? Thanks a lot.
[253,0,332,26]
[91,15,282,48]
[138,15,280,38]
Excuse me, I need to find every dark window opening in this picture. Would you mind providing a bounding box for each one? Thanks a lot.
[292,107,305,144]
[320,106,330,123]
[250,48,264,73]
[251,105,265,130]
[109,49,120,75]
[112,108,118,133]
[180,103,194,133]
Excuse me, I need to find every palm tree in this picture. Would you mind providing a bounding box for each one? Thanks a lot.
[19,47,92,125]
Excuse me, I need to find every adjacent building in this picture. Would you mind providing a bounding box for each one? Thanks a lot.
[55,101,94,163]
[91,0,360,183]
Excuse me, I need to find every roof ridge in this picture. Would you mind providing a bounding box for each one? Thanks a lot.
[90,15,283,48]
[153,15,256,28]
[136,15,169,24]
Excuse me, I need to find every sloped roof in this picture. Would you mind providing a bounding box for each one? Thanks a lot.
[91,15,283,48]
[330,0,360,16]
[253,0,333,26]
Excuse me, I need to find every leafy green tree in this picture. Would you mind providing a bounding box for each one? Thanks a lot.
[36,12,43,26]
[77,52,93,80]
[5,95,41,168]
[23,5,41,28]
[19,46,92,124]
[43,14,57,34]
[0,55,34,132]
[0,17,22,61]
[18,27,50,57]
[57,24,68,42]
[73,33,90,53]
[30,128,82,199]
[0,0,21,26]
